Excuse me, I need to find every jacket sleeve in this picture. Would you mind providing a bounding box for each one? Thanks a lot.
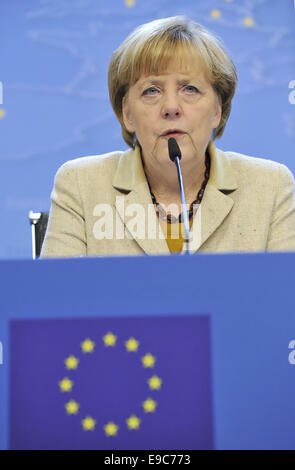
[267,163,295,252]
[40,161,87,258]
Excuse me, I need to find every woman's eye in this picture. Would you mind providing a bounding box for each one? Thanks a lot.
[185,85,198,94]
[142,87,159,96]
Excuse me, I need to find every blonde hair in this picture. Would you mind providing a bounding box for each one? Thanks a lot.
[108,16,237,147]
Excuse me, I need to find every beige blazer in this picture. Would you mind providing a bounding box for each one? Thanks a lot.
[40,142,295,258]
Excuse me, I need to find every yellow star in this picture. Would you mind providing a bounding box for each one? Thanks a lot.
[148,375,162,390]
[103,332,117,347]
[244,17,254,27]
[126,415,141,430]
[81,416,96,431]
[64,355,79,370]
[125,337,139,352]
[141,353,156,368]
[211,9,221,19]
[81,338,95,353]
[142,398,157,413]
[104,421,119,436]
[65,399,80,415]
[125,0,135,7]
[59,377,74,392]
[0,109,5,119]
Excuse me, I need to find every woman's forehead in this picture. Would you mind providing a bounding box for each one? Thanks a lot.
[137,57,209,83]
[133,42,209,77]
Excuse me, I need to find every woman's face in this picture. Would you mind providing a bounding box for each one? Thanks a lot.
[122,57,222,167]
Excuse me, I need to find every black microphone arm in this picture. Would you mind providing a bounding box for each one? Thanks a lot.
[168,138,190,255]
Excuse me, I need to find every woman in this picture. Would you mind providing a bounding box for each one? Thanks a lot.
[40,16,295,258]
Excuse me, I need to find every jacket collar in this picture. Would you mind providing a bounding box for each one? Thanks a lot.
[112,142,238,254]
[112,141,237,192]
[112,145,169,255]
[197,141,237,251]
[207,140,237,191]
[112,145,146,192]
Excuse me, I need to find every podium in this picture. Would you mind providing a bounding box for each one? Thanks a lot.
[1,252,295,450]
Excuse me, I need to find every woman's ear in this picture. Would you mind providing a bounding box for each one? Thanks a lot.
[122,95,135,133]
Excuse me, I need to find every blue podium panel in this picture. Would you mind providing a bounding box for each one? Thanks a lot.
[9,315,213,450]
[0,253,295,450]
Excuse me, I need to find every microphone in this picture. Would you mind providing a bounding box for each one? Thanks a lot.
[168,138,190,255]
[168,137,181,162]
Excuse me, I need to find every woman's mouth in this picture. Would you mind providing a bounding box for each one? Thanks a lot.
[160,129,186,139]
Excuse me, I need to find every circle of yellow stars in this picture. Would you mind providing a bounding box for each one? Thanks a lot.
[59,332,162,437]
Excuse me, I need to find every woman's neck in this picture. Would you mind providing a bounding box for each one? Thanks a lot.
[143,152,207,213]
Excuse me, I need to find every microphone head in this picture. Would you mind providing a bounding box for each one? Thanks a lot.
[168,137,182,162]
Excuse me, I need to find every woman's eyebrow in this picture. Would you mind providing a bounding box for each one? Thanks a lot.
[139,77,202,88]
[139,79,164,88]
[178,79,195,86]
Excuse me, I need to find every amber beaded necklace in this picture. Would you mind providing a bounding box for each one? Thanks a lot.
[148,150,211,224]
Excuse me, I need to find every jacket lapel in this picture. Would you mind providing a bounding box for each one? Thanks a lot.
[112,142,238,255]
[112,146,169,255]
[198,142,237,250]
[199,183,235,249]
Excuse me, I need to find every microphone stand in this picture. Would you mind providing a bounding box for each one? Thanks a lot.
[168,138,190,255]
[174,156,190,255]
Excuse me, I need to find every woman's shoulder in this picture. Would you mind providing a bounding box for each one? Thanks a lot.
[219,148,294,182]
[57,149,128,172]
[222,148,288,172]
[52,148,135,187]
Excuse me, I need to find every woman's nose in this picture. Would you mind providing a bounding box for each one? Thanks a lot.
[161,93,182,119]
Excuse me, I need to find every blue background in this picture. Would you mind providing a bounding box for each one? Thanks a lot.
[0,0,295,259]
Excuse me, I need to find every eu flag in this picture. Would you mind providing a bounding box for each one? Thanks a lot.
[10,314,213,449]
